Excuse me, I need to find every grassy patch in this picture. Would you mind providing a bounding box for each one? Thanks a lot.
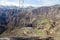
[34,29,46,35]
[41,18,50,24]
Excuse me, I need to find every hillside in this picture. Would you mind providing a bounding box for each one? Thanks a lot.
[0,5,60,40]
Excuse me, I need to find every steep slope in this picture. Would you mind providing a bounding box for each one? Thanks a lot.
[1,5,60,40]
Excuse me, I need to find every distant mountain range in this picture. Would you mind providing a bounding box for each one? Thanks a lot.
[0,4,60,10]
[0,5,36,10]
[0,5,20,10]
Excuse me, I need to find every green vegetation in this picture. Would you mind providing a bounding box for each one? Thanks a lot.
[34,29,46,35]
[41,18,50,24]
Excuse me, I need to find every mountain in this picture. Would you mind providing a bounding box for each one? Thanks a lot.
[1,4,60,40]
[32,5,60,15]
[0,5,20,10]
